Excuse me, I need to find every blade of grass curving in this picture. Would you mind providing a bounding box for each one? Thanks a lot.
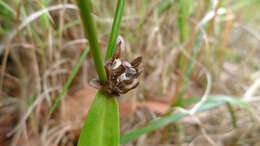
[49,47,89,114]
[105,0,125,60]
[120,95,249,144]
[121,112,188,144]
[179,95,202,106]
[226,103,237,128]
[211,95,249,111]
[77,90,119,146]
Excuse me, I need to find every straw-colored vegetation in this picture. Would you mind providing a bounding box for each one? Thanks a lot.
[1,0,260,145]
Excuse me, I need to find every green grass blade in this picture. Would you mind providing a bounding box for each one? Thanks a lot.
[105,0,126,60]
[49,47,89,114]
[178,0,192,42]
[226,103,238,128]
[175,31,203,106]
[120,95,249,144]
[156,0,172,14]
[0,0,16,16]
[54,20,81,36]
[120,112,188,144]
[179,95,202,106]
[209,95,249,111]
[77,90,119,146]
[176,0,218,103]
[173,0,193,105]
[77,0,107,82]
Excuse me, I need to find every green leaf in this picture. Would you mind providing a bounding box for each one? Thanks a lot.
[78,90,120,146]
[120,95,249,144]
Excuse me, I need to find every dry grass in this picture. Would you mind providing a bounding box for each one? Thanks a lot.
[0,0,260,146]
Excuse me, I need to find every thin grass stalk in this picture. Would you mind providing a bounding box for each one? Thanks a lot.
[0,3,36,98]
[226,103,238,128]
[173,0,219,106]
[156,0,172,14]
[217,13,234,76]
[77,0,107,82]
[49,0,126,115]
[178,0,192,42]
[172,0,193,105]
[204,0,221,73]
[47,0,99,114]
[105,0,126,60]
[38,0,51,32]
[49,48,89,114]
[207,0,222,36]
[171,27,196,106]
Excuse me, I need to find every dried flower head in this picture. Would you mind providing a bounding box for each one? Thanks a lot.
[90,37,143,97]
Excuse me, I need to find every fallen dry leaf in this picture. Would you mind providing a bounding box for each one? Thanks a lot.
[65,85,171,120]
[64,84,97,122]
[136,102,170,115]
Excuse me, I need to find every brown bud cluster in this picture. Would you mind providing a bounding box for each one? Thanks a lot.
[90,38,142,97]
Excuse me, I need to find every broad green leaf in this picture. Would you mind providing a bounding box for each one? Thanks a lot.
[120,95,249,144]
[78,90,119,146]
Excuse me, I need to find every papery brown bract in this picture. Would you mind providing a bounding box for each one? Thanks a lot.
[90,38,142,97]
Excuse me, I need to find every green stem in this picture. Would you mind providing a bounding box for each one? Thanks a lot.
[105,0,126,60]
[49,0,126,115]
[77,0,107,82]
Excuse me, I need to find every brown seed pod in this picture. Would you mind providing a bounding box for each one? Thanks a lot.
[90,37,142,97]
